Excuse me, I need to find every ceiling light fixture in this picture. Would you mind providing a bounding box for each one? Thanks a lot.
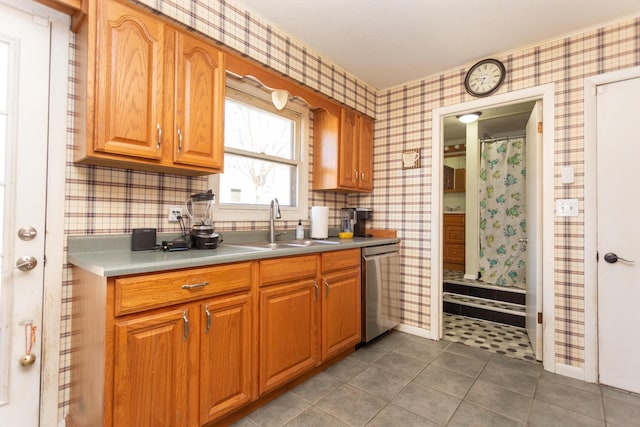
[457,112,482,124]
[271,89,289,110]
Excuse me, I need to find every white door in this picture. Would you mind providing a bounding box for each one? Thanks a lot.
[596,77,640,394]
[525,101,543,361]
[0,1,50,424]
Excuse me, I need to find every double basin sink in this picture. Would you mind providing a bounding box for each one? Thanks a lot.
[227,239,341,251]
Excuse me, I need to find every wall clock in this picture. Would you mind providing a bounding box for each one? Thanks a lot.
[464,58,506,97]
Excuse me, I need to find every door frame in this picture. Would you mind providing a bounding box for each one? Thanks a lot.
[584,65,640,384]
[431,83,556,372]
[1,0,70,425]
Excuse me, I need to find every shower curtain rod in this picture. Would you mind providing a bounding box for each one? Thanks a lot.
[480,134,525,143]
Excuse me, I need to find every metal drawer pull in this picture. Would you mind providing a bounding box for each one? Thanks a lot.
[324,279,329,297]
[313,280,319,301]
[181,281,209,290]
[205,305,211,334]
[177,128,183,153]
[156,124,162,149]
[182,311,189,342]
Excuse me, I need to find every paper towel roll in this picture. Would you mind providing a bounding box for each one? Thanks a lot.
[310,206,329,239]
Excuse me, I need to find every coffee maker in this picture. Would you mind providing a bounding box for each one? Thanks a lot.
[184,190,221,249]
[341,207,373,237]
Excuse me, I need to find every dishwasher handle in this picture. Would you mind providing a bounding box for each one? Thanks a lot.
[362,243,400,257]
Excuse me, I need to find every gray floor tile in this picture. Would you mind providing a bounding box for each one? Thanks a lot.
[367,330,412,351]
[248,392,310,426]
[373,350,428,380]
[478,360,538,396]
[448,401,524,427]
[316,383,387,427]
[284,407,349,427]
[392,338,445,362]
[528,399,605,427]
[488,353,542,377]
[603,391,640,426]
[348,365,412,401]
[290,371,344,403]
[351,343,389,364]
[602,385,640,406]
[539,370,602,394]
[535,377,604,420]
[412,364,475,399]
[466,379,532,422]
[230,417,260,427]
[410,335,451,350]
[366,404,438,427]
[324,355,369,381]
[431,350,488,378]
[391,381,461,425]
[447,341,493,361]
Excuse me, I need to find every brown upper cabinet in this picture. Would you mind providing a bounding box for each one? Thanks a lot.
[313,108,374,192]
[74,0,225,175]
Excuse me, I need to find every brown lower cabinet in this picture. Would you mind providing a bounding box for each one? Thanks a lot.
[68,249,361,427]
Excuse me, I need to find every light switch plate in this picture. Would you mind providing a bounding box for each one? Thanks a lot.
[556,199,579,217]
[561,166,574,184]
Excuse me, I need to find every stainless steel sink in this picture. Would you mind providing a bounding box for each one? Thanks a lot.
[226,239,340,251]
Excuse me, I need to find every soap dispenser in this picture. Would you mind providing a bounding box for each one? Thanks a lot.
[295,220,304,240]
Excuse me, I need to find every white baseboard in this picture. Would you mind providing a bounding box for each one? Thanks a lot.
[555,363,588,382]
[394,323,431,339]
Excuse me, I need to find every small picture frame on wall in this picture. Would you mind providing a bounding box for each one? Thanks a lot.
[402,149,420,169]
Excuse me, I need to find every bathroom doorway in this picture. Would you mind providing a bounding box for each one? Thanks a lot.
[430,84,556,371]
[441,101,539,362]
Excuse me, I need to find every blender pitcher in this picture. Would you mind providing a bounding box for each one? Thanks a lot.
[185,190,220,249]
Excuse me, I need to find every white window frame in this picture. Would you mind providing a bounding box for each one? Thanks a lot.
[210,79,309,222]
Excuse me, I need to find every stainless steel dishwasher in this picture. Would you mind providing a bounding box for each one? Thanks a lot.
[361,243,401,342]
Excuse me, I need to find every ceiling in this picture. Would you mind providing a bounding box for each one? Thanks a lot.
[229,0,640,90]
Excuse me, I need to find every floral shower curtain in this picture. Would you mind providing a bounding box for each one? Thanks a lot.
[478,137,527,287]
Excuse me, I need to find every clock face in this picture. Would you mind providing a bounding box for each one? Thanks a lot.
[464,59,506,97]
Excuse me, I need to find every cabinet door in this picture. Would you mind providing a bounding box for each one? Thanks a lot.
[172,30,225,170]
[199,293,253,424]
[96,1,163,159]
[259,279,319,395]
[338,109,358,188]
[113,308,191,427]
[321,268,361,360]
[358,115,374,190]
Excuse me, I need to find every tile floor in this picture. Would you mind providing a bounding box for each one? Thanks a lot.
[232,331,640,426]
[443,313,536,362]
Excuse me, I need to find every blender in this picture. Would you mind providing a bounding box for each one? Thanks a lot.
[184,190,221,249]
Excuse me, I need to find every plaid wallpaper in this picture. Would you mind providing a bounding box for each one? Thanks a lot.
[58,0,640,420]
[358,17,640,369]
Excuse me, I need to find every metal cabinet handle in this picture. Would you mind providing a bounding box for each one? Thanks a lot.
[353,169,358,181]
[361,171,365,181]
[205,305,211,334]
[177,128,183,153]
[182,311,189,342]
[156,124,162,149]
[324,279,329,297]
[181,281,209,290]
[313,280,318,301]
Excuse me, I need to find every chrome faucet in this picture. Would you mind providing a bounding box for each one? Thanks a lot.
[269,198,282,243]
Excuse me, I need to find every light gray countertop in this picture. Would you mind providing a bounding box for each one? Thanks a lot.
[68,231,400,277]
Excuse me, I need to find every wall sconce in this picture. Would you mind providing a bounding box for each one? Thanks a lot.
[271,89,289,110]
[457,112,482,124]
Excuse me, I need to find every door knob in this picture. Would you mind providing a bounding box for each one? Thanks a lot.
[603,252,635,264]
[16,256,37,271]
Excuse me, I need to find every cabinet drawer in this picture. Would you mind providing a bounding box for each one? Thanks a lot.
[260,255,317,286]
[443,214,465,225]
[444,226,465,243]
[444,244,465,263]
[115,262,253,315]
[321,248,360,273]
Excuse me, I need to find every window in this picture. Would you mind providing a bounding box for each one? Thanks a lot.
[210,79,309,222]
